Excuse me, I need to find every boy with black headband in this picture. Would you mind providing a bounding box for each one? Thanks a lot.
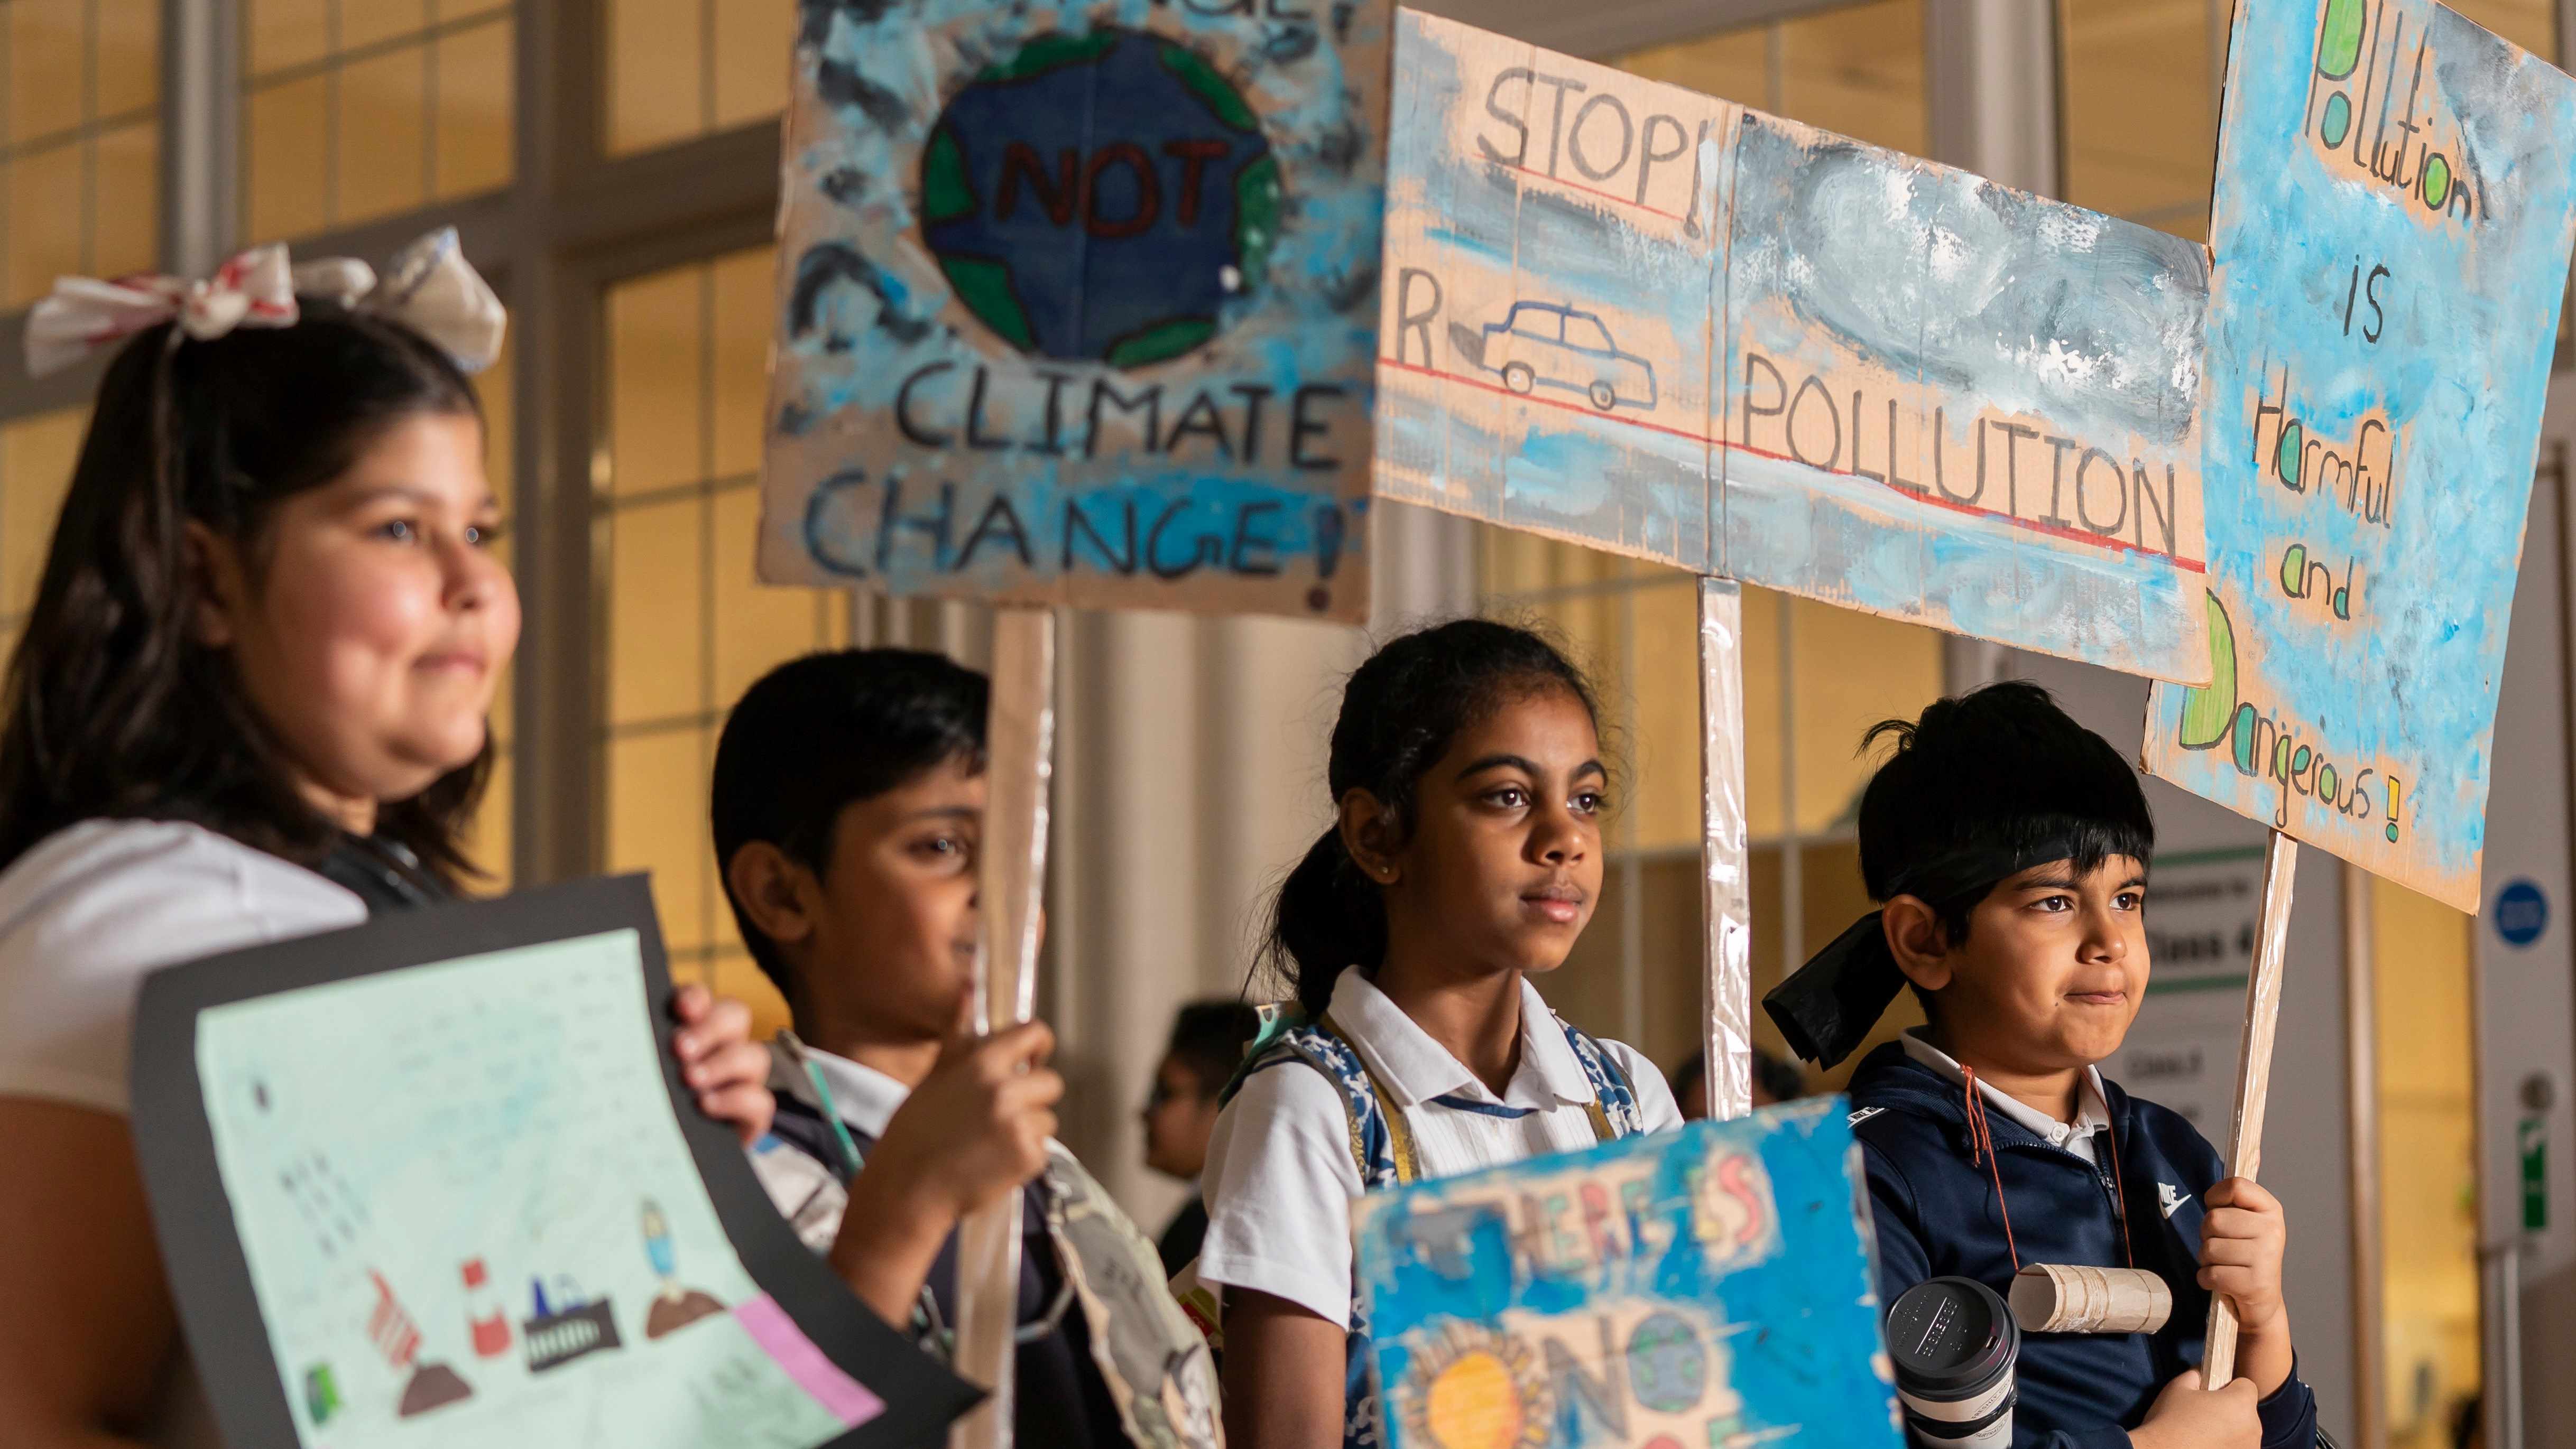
[1767,683,2317,1449]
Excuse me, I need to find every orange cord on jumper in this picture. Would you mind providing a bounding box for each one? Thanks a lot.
[1961,1065,2137,1275]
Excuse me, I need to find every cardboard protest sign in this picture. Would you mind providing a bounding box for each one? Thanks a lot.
[1350,1099,1900,1449]
[130,878,976,1449]
[761,1,1390,621]
[1377,10,2213,683]
[2142,0,2576,911]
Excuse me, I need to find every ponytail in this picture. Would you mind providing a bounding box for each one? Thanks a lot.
[1269,827,1387,1017]
[1259,618,1601,1015]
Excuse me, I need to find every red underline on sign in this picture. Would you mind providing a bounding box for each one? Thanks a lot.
[1502,162,1686,221]
[1375,356,2210,574]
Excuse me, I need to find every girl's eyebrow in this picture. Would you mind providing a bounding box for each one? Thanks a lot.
[1455,755,1607,782]
[337,484,502,514]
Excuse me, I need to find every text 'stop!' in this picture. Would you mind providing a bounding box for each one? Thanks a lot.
[760,0,1391,621]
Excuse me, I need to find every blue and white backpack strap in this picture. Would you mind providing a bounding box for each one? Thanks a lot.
[1225,1013,1405,1449]
[1556,1015,1644,1140]
[1262,1015,1414,1191]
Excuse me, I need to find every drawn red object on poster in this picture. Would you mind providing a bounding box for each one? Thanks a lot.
[463,1258,512,1358]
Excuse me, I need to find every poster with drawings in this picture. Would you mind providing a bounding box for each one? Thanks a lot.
[132,877,974,1449]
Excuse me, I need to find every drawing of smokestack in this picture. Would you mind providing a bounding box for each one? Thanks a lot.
[367,1270,473,1418]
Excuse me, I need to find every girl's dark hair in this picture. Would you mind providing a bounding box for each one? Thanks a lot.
[1263,618,1601,1017]
[0,304,488,882]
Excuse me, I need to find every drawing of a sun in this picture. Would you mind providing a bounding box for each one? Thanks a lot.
[1395,1324,1551,1449]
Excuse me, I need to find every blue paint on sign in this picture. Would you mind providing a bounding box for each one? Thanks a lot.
[2495,879,2547,948]
[1351,1098,1901,1447]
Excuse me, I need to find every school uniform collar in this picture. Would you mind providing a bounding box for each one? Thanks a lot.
[1899,1028,2111,1153]
[1327,969,1598,1113]
[799,1043,912,1139]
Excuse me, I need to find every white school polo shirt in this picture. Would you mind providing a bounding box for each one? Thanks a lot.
[1899,1028,2113,1166]
[1194,969,1681,1326]
[0,818,367,1449]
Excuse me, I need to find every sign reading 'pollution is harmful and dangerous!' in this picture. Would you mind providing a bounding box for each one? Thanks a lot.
[760,0,1389,621]
[2143,0,2576,910]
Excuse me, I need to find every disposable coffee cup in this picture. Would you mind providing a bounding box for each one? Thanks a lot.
[1885,1276,2018,1448]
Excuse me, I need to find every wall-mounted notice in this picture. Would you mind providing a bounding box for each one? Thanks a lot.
[130,879,975,1449]
[2143,0,2576,911]
[2101,847,2268,1135]
[761,1,1390,620]
[1350,1099,1900,1449]
[1375,10,2213,682]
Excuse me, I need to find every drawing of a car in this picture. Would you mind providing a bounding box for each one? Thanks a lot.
[1481,302,1658,412]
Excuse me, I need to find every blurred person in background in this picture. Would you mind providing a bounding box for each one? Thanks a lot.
[1143,999,1262,1275]
[1668,1044,1808,1120]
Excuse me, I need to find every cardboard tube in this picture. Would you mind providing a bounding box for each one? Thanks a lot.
[2009,1264,2173,1335]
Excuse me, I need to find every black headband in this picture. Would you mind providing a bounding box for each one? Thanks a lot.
[1762,837,2084,1069]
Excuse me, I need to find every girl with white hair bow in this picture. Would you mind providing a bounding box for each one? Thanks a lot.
[0,231,779,1449]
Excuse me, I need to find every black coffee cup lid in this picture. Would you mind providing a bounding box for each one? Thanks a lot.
[1885,1277,2017,1396]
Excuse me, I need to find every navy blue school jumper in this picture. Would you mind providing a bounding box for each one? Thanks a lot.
[1846,1044,2320,1449]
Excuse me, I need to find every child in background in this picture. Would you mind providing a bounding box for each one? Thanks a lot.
[1667,1043,1806,1120]
[712,648,1218,1449]
[0,237,774,1449]
[1194,619,1683,1449]
[1766,682,2319,1449]
[1142,999,1263,1275]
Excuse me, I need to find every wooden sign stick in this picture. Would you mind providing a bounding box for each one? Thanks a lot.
[1698,579,1755,1121]
[2202,828,2299,1387]
[949,605,1057,1449]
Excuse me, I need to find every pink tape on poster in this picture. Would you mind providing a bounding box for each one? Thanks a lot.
[732,1293,885,1427]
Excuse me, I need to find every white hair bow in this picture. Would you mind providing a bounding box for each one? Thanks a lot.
[24,227,507,378]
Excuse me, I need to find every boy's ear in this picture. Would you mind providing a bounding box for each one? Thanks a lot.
[725,842,820,951]
[1882,895,1954,993]
[1339,788,1402,884]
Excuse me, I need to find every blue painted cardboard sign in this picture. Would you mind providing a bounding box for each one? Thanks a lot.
[1374,11,2213,683]
[2143,0,2576,911]
[1350,1099,1900,1449]
[760,0,1389,620]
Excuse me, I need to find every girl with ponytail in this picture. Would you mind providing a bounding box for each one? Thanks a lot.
[1190,618,1684,1449]
[0,237,772,1449]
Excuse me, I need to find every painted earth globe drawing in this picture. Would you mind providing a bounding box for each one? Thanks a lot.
[919,27,1281,369]
[1626,1311,1709,1414]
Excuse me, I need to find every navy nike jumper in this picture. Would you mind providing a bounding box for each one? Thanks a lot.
[1847,1044,2320,1449]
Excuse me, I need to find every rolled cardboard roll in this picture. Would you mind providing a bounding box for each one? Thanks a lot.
[2009,1264,2173,1335]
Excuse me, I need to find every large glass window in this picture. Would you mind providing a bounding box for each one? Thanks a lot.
[2367,883,2482,1449]
[242,0,515,243]
[603,0,792,156]
[2060,0,2556,244]
[597,244,850,1033]
[2,0,159,308]
[1494,0,1943,1090]
[0,405,84,662]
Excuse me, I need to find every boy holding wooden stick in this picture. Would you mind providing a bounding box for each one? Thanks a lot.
[1767,682,2320,1449]
[712,648,1220,1449]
